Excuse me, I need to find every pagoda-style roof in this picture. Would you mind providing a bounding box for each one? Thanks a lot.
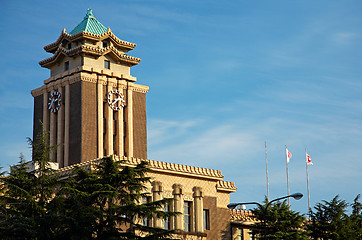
[43,29,136,54]
[39,9,140,69]
[69,9,107,35]
[39,43,141,68]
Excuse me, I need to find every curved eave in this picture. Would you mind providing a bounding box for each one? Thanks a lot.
[39,47,72,68]
[39,45,140,68]
[216,180,237,193]
[44,29,136,53]
[103,46,141,66]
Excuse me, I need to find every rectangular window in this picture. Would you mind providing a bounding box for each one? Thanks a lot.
[203,209,210,230]
[67,43,71,49]
[142,196,151,227]
[164,203,171,230]
[249,230,254,240]
[237,228,243,240]
[184,201,192,232]
[102,41,108,48]
[65,61,69,71]
[104,60,110,69]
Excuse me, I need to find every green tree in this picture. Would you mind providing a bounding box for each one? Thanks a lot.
[0,129,61,239]
[350,194,362,239]
[57,156,177,239]
[308,195,353,240]
[0,130,178,239]
[251,199,308,240]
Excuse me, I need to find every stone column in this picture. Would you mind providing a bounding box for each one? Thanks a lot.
[64,83,70,167]
[106,83,113,156]
[49,90,56,161]
[116,86,124,156]
[193,187,204,233]
[97,78,104,158]
[127,84,133,157]
[172,184,183,230]
[56,86,64,167]
[152,181,163,228]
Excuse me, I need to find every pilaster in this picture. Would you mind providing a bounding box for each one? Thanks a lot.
[172,184,183,230]
[116,84,125,156]
[152,181,163,228]
[97,76,105,158]
[106,82,114,155]
[193,186,204,233]
[49,90,56,161]
[64,83,70,166]
[127,84,133,157]
[57,87,64,167]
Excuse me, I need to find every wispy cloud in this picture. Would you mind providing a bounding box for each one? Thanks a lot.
[332,32,358,45]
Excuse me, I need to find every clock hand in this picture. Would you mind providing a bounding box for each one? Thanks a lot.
[112,97,121,106]
[49,98,55,109]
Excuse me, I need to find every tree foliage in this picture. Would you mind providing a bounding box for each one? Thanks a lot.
[308,195,362,240]
[0,130,177,239]
[251,199,308,240]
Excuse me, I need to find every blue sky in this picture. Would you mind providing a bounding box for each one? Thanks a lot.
[1,0,361,214]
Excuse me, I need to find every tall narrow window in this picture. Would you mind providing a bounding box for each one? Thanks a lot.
[236,228,243,240]
[65,61,69,71]
[102,41,108,48]
[164,203,171,230]
[104,60,110,69]
[184,201,192,232]
[249,230,254,240]
[203,209,210,230]
[142,197,151,227]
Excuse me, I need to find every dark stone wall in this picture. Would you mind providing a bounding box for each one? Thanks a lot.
[132,91,147,159]
[203,196,231,240]
[33,95,44,146]
[69,81,82,165]
[81,81,98,163]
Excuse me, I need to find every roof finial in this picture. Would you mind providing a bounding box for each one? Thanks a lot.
[87,9,93,16]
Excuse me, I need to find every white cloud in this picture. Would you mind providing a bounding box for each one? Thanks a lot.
[332,32,357,45]
[148,119,200,145]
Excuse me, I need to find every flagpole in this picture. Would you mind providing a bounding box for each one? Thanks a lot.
[285,145,290,208]
[265,141,269,202]
[306,148,311,219]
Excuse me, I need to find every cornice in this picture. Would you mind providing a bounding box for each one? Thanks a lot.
[216,180,237,193]
[39,45,140,68]
[230,209,257,223]
[32,68,147,96]
[56,155,225,181]
[128,83,149,94]
[42,66,138,84]
[44,29,136,53]
[31,85,46,97]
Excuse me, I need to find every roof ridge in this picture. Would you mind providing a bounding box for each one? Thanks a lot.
[69,9,107,36]
[84,9,91,33]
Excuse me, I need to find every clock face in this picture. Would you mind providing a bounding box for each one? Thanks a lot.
[107,89,126,111]
[48,90,62,113]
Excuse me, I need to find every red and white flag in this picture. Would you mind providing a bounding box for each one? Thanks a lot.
[286,148,292,163]
[306,153,313,165]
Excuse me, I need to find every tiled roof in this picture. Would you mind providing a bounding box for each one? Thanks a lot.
[69,9,107,35]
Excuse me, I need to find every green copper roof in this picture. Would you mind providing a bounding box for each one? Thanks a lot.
[69,9,107,35]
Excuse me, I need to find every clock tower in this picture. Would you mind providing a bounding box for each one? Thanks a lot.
[31,9,148,167]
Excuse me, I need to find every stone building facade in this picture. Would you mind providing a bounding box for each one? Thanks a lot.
[31,9,238,239]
